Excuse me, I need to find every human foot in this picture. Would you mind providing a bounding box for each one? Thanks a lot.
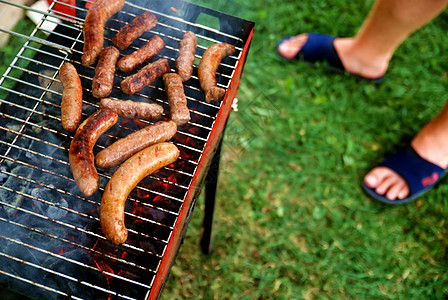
[363,126,448,203]
[277,33,388,80]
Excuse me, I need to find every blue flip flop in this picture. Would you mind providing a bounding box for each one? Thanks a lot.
[277,33,383,83]
[362,146,448,205]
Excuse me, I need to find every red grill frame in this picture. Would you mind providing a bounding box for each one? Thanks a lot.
[150,26,253,298]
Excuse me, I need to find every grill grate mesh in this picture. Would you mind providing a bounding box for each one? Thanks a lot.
[0,0,253,298]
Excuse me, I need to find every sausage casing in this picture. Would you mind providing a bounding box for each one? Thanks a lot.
[120,58,171,95]
[112,11,158,51]
[95,120,177,168]
[59,62,83,132]
[99,98,164,120]
[117,35,166,74]
[163,73,190,125]
[82,0,125,66]
[175,31,197,82]
[100,142,180,244]
[92,46,120,98]
[198,43,235,102]
[69,109,118,196]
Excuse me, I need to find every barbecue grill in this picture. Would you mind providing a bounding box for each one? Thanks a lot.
[0,0,254,298]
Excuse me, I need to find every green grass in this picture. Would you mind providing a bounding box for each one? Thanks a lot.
[161,0,448,299]
[2,0,448,299]
[0,17,38,99]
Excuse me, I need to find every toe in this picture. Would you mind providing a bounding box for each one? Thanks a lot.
[397,185,410,200]
[375,175,396,196]
[364,166,392,189]
[278,34,308,59]
[385,180,408,201]
[364,166,410,200]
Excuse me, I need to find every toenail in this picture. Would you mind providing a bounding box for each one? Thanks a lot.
[375,187,385,195]
[398,191,408,200]
[365,175,377,186]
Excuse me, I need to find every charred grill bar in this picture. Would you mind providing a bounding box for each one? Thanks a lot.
[0,0,254,299]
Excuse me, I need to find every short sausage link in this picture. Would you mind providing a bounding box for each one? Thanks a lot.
[198,43,235,102]
[100,142,179,244]
[163,73,190,125]
[99,97,164,120]
[95,120,177,169]
[112,11,158,51]
[117,35,166,74]
[59,62,83,132]
[92,46,120,98]
[175,31,197,82]
[69,109,118,196]
[120,58,171,95]
[81,0,125,66]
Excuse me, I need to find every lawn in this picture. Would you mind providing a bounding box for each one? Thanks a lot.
[2,0,448,299]
[160,0,448,299]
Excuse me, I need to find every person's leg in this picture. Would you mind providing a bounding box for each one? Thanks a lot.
[278,0,448,79]
[364,101,448,201]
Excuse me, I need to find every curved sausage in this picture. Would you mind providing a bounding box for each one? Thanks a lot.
[120,58,171,95]
[175,31,197,82]
[95,120,177,168]
[69,109,118,196]
[112,11,158,51]
[163,73,190,125]
[59,62,83,132]
[99,97,164,120]
[81,0,125,66]
[117,35,166,74]
[100,142,179,244]
[198,43,235,102]
[92,46,120,98]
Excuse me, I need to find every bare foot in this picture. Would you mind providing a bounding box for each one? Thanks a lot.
[364,167,410,200]
[364,110,448,201]
[277,34,309,59]
[277,34,388,79]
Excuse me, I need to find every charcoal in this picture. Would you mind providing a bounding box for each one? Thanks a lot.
[31,186,69,220]
[0,166,33,218]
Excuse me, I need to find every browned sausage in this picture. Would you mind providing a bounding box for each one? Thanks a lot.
[175,31,197,82]
[59,62,83,132]
[81,0,125,66]
[112,11,158,51]
[95,120,177,168]
[117,35,165,74]
[120,58,171,95]
[163,73,190,125]
[198,43,235,102]
[100,142,179,244]
[99,97,164,120]
[69,109,118,196]
[92,46,120,98]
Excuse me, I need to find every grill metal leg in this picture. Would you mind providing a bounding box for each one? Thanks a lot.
[200,134,224,254]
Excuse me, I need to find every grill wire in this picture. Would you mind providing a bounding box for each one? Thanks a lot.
[0,0,246,298]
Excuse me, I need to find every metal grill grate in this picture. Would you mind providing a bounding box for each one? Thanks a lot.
[0,0,254,298]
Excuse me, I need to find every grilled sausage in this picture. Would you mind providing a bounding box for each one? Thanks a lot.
[100,142,179,244]
[59,62,83,132]
[95,120,177,169]
[69,109,118,196]
[198,43,235,102]
[117,35,166,74]
[92,46,120,98]
[120,58,171,95]
[99,97,164,120]
[81,0,125,66]
[175,31,197,82]
[163,73,190,125]
[112,11,158,51]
